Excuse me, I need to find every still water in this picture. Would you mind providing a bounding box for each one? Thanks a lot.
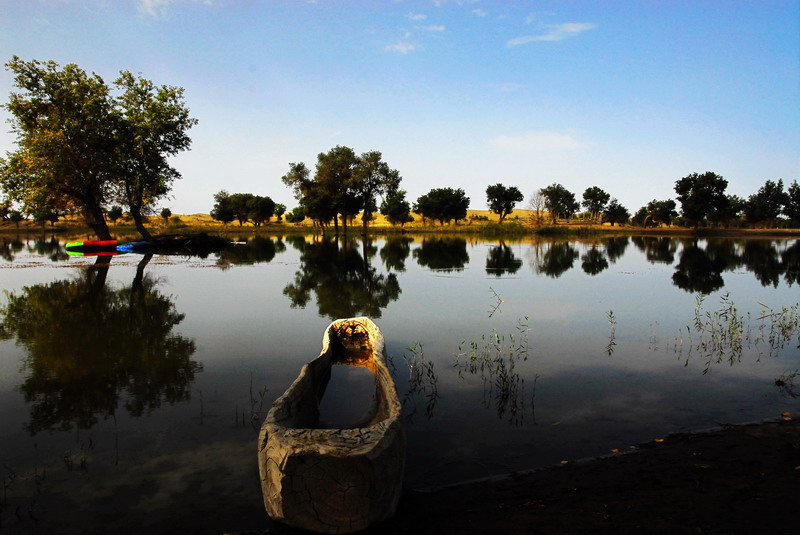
[1,234,798,533]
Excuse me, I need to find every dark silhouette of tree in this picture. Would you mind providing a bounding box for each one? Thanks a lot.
[414,188,470,225]
[603,198,630,226]
[413,237,469,272]
[539,183,579,223]
[380,236,413,272]
[674,171,729,229]
[582,186,610,221]
[283,238,400,319]
[486,242,522,276]
[632,236,677,264]
[744,179,788,227]
[581,246,609,275]
[486,184,524,223]
[537,241,578,278]
[672,240,728,293]
[380,190,414,227]
[0,256,200,434]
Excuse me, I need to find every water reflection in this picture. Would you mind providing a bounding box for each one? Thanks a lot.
[215,236,286,268]
[581,246,609,275]
[380,236,413,272]
[486,242,522,276]
[631,236,677,264]
[672,240,728,293]
[0,256,200,434]
[413,237,469,272]
[536,241,578,278]
[283,237,401,319]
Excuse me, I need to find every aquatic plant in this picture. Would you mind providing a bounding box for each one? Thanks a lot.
[671,293,800,374]
[454,317,531,425]
[392,342,439,421]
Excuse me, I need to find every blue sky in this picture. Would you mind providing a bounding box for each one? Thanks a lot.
[1,0,798,215]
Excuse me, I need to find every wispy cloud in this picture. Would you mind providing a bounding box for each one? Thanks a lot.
[138,0,174,17]
[385,42,418,55]
[422,25,445,32]
[407,12,427,21]
[138,0,217,17]
[507,22,597,47]
[490,131,587,151]
[472,9,487,17]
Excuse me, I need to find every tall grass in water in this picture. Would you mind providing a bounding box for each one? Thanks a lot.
[454,317,531,425]
[671,293,800,374]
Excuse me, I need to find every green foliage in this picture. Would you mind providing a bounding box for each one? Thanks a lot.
[285,206,306,224]
[160,207,172,221]
[647,199,678,226]
[1,57,196,240]
[785,180,800,223]
[380,189,414,227]
[744,179,788,227]
[107,205,123,222]
[602,198,630,226]
[674,171,729,228]
[582,186,611,220]
[414,187,470,225]
[539,183,579,223]
[274,203,286,222]
[210,190,235,224]
[248,195,276,226]
[486,183,524,223]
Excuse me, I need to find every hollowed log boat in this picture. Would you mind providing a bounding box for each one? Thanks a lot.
[258,317,406,534]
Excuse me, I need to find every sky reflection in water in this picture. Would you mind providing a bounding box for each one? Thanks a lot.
[0,234,798,532]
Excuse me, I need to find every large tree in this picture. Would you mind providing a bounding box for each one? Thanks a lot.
[743,179,788,227]
[582,186,610,221]
[674,171,729,229]
[353,150,400,234]
[112,70,197,240]
[539,183,579,223]
[380,189,414,227]
[785,180,800,225]
[646,199,678,227]
[1,57,118,239]
[603,198,630,226]
[0,57,196,240]
[486,183,524,223]
[414,187,470,225]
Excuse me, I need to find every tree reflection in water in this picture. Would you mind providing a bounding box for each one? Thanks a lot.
[0,256,200,434]
[380,236,413,272]
[486,242,522,277]
[413,237,469,272]
[537,241,578,278]
[283,237,401,319]
[215,236,286,268]
[631,236,678,264]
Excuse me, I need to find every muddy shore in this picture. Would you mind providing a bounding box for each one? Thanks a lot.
[371,418,800,534]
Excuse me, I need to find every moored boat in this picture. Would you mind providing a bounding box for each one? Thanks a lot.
[258,317,406,534]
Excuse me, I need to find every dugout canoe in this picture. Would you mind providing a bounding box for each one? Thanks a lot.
[258,317,406,534]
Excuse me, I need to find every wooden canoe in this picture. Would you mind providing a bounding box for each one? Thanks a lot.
[258,317,406,534]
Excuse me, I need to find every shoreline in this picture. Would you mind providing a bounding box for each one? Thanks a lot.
[374,417,800,534]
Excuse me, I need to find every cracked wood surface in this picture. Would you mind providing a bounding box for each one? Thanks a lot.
[258,318,406,534]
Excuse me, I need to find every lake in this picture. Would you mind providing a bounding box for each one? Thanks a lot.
[1,233,798,533]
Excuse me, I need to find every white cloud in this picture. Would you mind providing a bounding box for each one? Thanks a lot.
[407,12,427,21]
[490,131,587,151]
[472,9,487,17]
[422,25,445,32]
[385,42,418,55]
[138,0,174,17]
[507,22,597,47]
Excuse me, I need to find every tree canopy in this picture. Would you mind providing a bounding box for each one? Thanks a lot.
[282,146,400,234]
[0,57,196,240]
[582,186,610,221]
[414,187,470,225]
[539,183,579,223]
[486,183,524,223]
[380,189,414,227]
[674,171,729,229]
[743,179,788,227]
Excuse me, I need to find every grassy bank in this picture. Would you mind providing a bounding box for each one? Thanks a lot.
[2,210,800,239]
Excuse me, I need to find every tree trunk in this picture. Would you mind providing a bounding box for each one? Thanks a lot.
[82,202,113,240]
[129,205,153,241]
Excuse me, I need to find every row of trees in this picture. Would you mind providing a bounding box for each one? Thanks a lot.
[0,57,196,240]
[210,191,286,226]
